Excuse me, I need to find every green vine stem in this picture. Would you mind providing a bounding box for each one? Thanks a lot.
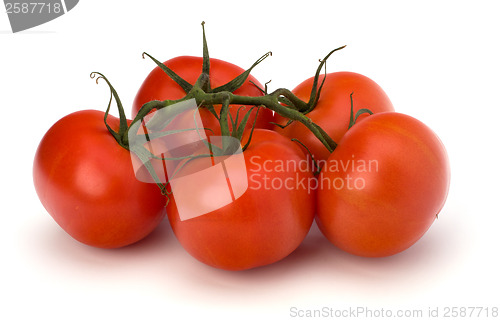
[127,79,337,153]
[90,22,349,194]
[130,50,346,153]
[128,22,347,154]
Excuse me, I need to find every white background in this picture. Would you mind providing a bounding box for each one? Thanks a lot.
[1,1,499,320]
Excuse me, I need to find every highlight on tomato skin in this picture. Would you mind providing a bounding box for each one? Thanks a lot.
[316,112,450,257]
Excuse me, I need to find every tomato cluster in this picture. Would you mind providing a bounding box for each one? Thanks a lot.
[33,25,450,271]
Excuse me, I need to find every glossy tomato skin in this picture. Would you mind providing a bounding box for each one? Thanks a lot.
[274,72,394,164]
[316,112,450,257]
[33,110,166,248]
[133,56,275,135]
[166,129,315,270]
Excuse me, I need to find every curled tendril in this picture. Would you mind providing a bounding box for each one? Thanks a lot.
[264,80,272,95]
[89,72,104,84]
[89,71,111,87]
[235,105,247,119]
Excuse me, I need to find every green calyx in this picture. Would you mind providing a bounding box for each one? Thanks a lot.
[93,22,347,154]
[90,22,355,193]
[133,22,346,153]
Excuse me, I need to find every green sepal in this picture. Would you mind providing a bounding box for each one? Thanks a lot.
[241,106,260,151]
[348,92,373,129]
[201,21,211,91]
[291,138,321,175]
[232,106,255,141]
[90,72,129,149]
[212,52,272,93]
[270,119,294,129]
[305,45,346,112]
[142,52,193,94]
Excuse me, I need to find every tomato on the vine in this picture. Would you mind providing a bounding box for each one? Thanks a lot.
[165,129,315,271]
[274,72,394,164]
[133,56,275,135]
[316,112,450,257]
[33,110,167,248]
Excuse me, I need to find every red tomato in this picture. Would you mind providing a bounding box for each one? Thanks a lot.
[33,110,166,248]
[316,112,450,257]
[133,56,275,135]
[274,72,394,164]
[166,129,315,270]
